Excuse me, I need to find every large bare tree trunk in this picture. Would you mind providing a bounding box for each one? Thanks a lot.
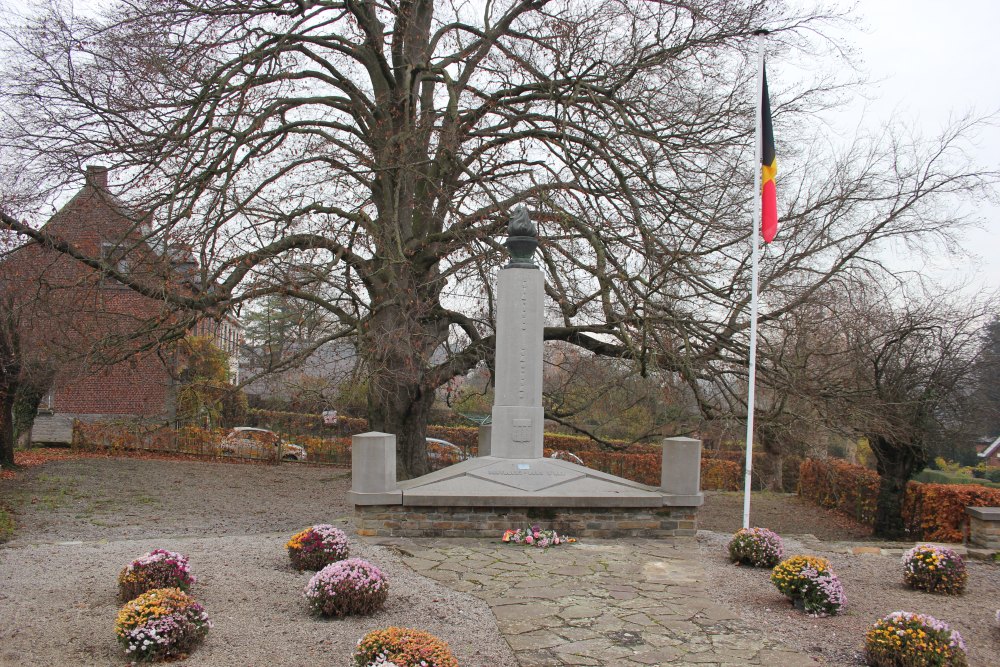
[0,386,16,468]
[871,435,925,539]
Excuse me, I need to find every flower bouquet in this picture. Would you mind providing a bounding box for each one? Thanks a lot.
[501,524,573,548]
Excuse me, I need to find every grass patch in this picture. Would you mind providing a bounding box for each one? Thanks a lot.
[0,506,14,542]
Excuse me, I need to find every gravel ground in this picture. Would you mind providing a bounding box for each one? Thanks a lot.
[3,456,1000,666]
[699,531,1000,667]
[0,458,517,666]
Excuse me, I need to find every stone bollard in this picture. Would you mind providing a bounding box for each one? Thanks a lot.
[478,424,492,457]
[347,431,401,505]
[661,436,702,497]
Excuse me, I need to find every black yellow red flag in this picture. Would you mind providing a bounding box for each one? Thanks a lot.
[760,66,777,243]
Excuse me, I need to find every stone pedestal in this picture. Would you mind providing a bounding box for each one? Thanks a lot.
[661,437,702,499]
[347,432,401,504]
[967,506,1000,555]
[477,424,492,457]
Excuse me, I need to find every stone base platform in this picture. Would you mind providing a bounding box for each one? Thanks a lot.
[355,504,697,539]
[348,435,703,539]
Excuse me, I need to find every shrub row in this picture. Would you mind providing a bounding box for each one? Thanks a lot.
[903,482,1000,542]
[798,458,880,525]
[799,457,1000,541]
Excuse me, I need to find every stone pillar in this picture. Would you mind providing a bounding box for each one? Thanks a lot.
[967,506,1000,550]
[661,437,702,496]
[490,268,545,458]
[347,431,402,504]
[478,424,492,457]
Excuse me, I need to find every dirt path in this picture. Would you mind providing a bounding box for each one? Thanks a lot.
[698,491,873,541]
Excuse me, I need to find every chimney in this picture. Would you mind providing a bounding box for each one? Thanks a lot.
[85,164,109,190]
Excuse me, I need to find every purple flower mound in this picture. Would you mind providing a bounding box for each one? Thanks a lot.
[727,527,785,568]
[303,558,389,617]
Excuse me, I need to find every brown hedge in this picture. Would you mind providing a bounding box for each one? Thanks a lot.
[799,457,1000,541]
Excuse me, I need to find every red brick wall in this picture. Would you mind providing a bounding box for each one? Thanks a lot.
[3,167,179,419]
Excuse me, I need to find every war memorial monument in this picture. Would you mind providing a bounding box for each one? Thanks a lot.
[349,208,703,538]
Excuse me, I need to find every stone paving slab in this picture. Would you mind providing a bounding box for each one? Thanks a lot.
[371,536,815,666]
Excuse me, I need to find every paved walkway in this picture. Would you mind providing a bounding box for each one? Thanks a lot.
[376,537,815,667]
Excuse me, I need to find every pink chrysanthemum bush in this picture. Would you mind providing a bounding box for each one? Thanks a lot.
[902,544,967,595]
[303,558,388,617]
[728,527,784,568]
[864,611,967,667]
[353,627,459,667]
[114,587,211,662]
[287,524,350,570]
[770,555,846,616]
[118,549,196,602]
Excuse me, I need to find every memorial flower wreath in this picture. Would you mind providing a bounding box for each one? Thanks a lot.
[501,524,575,548]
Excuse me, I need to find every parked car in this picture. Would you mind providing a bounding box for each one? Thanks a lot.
[426,437,466,471]
[219,427,307,462]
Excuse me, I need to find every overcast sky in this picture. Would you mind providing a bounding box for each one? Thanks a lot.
[828,0,1000,290]
[3,0,999,290]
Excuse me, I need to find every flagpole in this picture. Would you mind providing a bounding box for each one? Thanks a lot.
[742,30,767,530]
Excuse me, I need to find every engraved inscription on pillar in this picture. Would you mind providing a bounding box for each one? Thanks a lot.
[519,278,527,402]
[512,418,532,443]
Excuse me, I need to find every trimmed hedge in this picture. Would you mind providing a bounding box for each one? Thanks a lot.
[798,458,879,525]
[799,457,1000,541]
[903,482,1000,542]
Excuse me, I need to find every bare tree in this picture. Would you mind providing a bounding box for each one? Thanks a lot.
[762,281,993,537]
[1,1,995,478]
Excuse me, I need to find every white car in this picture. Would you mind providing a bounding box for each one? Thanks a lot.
[220,427,307,462]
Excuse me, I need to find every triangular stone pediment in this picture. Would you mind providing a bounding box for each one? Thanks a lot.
[468,460,585,492]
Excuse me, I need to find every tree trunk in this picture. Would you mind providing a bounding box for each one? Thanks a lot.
[13,383,45,450]
[362,294,447,480]
[870,435,925,539]
[0,386,16,468]
[368,378,434,480]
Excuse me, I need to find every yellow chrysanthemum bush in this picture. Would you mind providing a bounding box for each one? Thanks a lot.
[770,555,846,616]
[287,524,350,570]
[353,627,459,667]
[114,587,211,662]
[864,611,967,667]
[902,544,967,595]
[117,549,196,602]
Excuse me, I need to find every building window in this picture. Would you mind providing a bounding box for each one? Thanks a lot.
[100,241,128,275]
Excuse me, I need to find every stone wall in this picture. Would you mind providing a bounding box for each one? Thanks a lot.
[355,505,697,539]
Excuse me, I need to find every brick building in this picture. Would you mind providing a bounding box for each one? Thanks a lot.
[0,166,238,443]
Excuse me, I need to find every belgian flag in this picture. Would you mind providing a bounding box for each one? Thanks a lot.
[760,66,778,243]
